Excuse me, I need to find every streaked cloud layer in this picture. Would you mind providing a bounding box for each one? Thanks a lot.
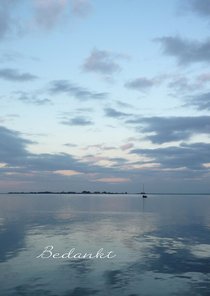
[0,68,37,81]
[0,0,210,193]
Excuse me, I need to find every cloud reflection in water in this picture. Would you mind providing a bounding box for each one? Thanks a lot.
[0,194,210,296]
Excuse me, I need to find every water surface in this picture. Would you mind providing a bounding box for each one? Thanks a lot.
[0,194,210,296]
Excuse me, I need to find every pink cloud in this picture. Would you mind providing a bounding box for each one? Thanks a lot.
[34,0,68,29]
[53,169,82,176]
[120,143,134,151]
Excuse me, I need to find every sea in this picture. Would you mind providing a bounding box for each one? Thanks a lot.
[0,193,210,296]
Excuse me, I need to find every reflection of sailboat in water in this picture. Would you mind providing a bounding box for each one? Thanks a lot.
[142,196,146,212]
[141,184,147,198]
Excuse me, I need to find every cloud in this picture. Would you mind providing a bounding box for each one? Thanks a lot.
[0,4,10,39]
[110,157,128,165]
[0,51,23,63]
[156,36,210,65]
[131,142,210,170]
[115,100,134,109]
[2,90,51,106]
[185,0,210,18]
[83,144,116,151]
[14,91,51,105]
[34,0,92,30]
[0,68,37,82]
[187,92,210,111]
[0,114,20,124]
[64,143,77,147]
[34,0,68,30]
[83,48,126,75]
[168,77,199,93]
[120,143,134,151]
[26,153,85,172]
[0,125,117,177]
[71,0,92,17]
[125,77,157,91]
[104,107,131,118]
[0,0,22,40]
[53,169,82,176]
[49,80,108,100]
[1,125,210,192]
[0,126,141,192]
[197,72,210,83]
[167,73,210,94]
[0,0,92,41]
[0,126,32,164]
[0,50,39,63]
[61,116,93,126]
[127,116,210,143]
[0,125,73,171]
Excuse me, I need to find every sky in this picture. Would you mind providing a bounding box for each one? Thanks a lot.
[0,0,210,193]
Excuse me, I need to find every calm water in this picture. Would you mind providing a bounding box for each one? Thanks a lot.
[0,194,210,296]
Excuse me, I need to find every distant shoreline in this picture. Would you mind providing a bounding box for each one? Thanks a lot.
[2,191,210,195]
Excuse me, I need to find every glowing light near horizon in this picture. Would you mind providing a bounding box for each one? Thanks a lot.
[53,170,82,176]
[4,172,36,176]
[0,163,7,168]
[128,163,160,170]
[203,163,210,168]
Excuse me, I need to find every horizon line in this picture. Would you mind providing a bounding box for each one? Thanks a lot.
[1,191,210,196]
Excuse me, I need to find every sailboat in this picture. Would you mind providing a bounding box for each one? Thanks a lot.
[141,184,147,198]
